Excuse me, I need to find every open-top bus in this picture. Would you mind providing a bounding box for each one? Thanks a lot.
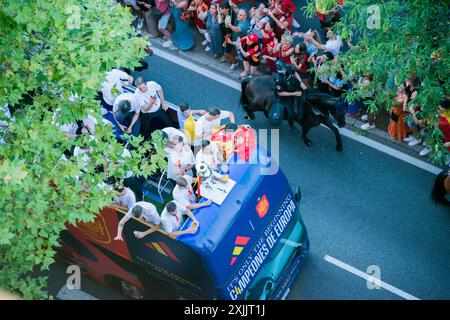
[56,101,309,300]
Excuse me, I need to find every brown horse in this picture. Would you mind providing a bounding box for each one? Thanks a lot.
[240,75,345,151]
[432,166,450,207]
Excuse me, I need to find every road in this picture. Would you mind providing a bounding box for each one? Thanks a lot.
[47,53,449,300]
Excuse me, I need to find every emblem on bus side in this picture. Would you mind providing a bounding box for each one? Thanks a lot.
[256,195,269,218]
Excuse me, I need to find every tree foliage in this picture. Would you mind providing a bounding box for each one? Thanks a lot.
[0,0,166,299]
[304,0,449,164]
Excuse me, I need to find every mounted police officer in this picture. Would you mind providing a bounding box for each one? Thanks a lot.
[274,59,307,134]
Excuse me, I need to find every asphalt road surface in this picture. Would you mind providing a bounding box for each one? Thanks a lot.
[47,54,449,300]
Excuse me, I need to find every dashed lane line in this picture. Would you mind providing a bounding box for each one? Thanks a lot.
[324,255,420,300]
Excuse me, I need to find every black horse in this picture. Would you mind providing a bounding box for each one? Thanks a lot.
[240,75,345,151]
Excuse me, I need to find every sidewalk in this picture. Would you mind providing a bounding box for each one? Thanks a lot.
[147,34,439,169]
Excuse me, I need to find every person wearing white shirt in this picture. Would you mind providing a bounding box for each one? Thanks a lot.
[166,135,196,180]
[305,29,342,58]
[114,201,161,241]
[194,107,235,142]
[101,69,134,108]
[162,127,186,143]
[160,201,199,237]
[112,185,136,211]
[134,77,173,140]
[195,140,224,172]
[113,93,141,135]
[173,175,212,210]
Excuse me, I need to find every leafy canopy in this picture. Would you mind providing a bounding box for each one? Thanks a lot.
[0,0,166,299]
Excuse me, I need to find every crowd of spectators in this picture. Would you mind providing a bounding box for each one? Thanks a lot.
[113,0,450,160]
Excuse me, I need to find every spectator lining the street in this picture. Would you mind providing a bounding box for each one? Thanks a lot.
[234,33,261,78]
[290,42,311,88]
[225,7,250,70]
[150,0,175,49]
[305,28,342,58]
[218,2,238,69]
[388,84,411,141]
[170,0,195,51]
[189,0,210,50]
[205,3,224,58]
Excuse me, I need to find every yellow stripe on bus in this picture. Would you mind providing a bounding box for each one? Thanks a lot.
[232,246,244,256]
[152,242,168,256]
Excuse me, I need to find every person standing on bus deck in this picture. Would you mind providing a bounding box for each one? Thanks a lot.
[112,95,141,136]
[112,183,137,212]
[134,77,173,140]
[114,202,161,241]
[160,201,199,238]
[194,107,235,142]
[173,175,212,210]
[166,135,196,180]
[195,140,224,172]
[100,69,134,113]
[177,102,207,144]
[162,126,187,144]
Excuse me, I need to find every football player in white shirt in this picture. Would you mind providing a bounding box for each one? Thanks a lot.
[112,184,136,211]
[195,140,224,172]
[101,69,134,108]
[166,135,195,180]
[160,201,199,238]
[194,108,235,141]
[114,202,161,241]
[134,77,173,139]
[173,175,212,210]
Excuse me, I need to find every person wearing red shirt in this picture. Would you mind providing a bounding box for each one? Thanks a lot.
[235,33,261,78]
[437,99,450,152]
[268,0,294,39]
[290,42,311,88]
[261,18,276,45]
[274,32,294,65]
[261,40,278,72]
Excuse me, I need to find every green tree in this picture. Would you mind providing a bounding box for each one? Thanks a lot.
[304,0,449,165]
[0,0,167,299]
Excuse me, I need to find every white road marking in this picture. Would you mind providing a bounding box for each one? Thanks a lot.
[324,255,420,300]
[56,285,98,300]
[152,48,443,175]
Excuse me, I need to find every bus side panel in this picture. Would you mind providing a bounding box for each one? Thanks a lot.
[121,217,217,299]
[61,208,145,292]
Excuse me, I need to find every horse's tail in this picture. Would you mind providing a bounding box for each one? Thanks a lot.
[431,168,450,207]
[240,78,251,107]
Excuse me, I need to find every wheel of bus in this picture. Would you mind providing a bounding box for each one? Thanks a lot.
[118,279,145,300]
